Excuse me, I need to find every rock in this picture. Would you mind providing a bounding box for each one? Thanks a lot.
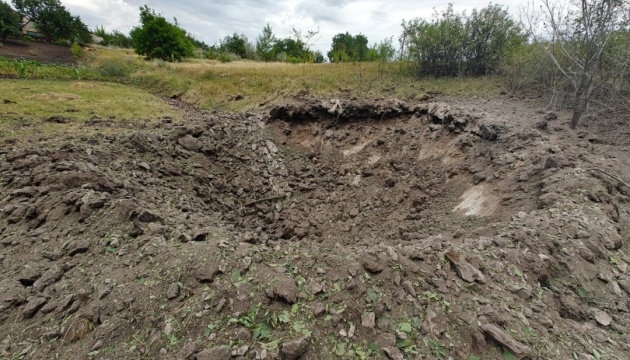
[176,342,197,360]
[33,265,64,292]
[376,333,396,348]
[178,135,200,152]
[384,178,396,188]
[314,303,325,317]
[362,256,385,274]
[167,283,179,299]
[445,250,485,283]
[383,347,404,360]
[544,112,558,121]
[22,296,47,318]
[387,247,399,261]
[195,264,220,283]
[421,305,447,337]
[67,240,90,256]
[590,308,612,326]
[281,336,310,360]
[482,324,530,359]
[308,280,323,294]
[479,120,506,141]
[361,312,376,328]
[232,345,249,356]
[578,354,596,360]
[544,156,559,169]
[402,280,416,297]
[138,162,151,171]
[273,278,298,304]
[137,210,163,223]
[265,140,278,154]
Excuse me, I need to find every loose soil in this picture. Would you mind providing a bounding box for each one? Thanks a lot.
[1,92,630,360]
[0,40,76,65]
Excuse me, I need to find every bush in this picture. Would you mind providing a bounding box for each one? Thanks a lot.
[70,42,83,58]
[0,0,21,40]
[129,6,193,61]
[402,4,526,77]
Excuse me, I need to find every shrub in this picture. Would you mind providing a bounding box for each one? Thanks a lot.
[129,5,193,61]
[70,42,83,58]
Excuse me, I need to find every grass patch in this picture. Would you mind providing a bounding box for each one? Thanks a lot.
[0,79,181,141]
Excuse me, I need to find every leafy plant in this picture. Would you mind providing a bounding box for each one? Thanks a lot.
[129,5,193,61]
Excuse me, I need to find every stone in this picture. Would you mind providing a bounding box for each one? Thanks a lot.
[176,342,197,360]
[308,280,323,294]
[195,264,219,283]
[445,250,485,283]
[362,256,385,274]
[376,333,396,348]
[273,278,298,304]
[478,120,506,141]
[265,140,278,154]
[361,312,376,328]
[22,296,48,318]
[67,240,90,256]
[383,347,404,360]
[482,324,530,359]
[167,283,180,299]
[590,308,612,326]
[178,135,200,152]
[137,210,163,223]
[314,303,325,317]
[402,280,416,297]
[281,336,310,360]
[33,265,64,292]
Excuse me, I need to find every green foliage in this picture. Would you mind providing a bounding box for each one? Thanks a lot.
[70,42,82,58]
[93,25,133,48]
[219,32,249,59]
[366,36,396,62]
[402,3,526,77]
[256,24,276,62]
[328,32,369,62]
[0,0,21,40]
[273,37,306,62]
[129,6,193,61]
[12,0,91,42]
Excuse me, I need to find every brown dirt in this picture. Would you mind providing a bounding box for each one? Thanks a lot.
[1,93,630,360]
[0,40,76,64]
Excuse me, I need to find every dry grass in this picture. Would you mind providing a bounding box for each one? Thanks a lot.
[85,48,504,112]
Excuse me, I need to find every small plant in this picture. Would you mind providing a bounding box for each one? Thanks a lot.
[70,42,84,59]
[27,49,38,57]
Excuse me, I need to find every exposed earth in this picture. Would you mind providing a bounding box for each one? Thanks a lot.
[0,40,76,65]
[1,91,630,360]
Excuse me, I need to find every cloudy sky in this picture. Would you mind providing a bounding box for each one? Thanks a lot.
[60,0,525,54]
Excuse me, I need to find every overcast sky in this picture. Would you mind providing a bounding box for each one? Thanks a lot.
[60,0,525,54]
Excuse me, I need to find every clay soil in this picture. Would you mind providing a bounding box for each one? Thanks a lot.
[1,92,630,360]
[0,40,76,64]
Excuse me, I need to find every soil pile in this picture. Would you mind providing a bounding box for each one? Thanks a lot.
[1,95,630,359]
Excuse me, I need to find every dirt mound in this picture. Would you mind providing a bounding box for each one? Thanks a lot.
[0,40,76,65]
[1,96,630,359]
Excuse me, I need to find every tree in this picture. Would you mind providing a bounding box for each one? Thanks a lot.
[256,24,276,62]
[93,26,133,48]
[273,37,305,62]
[525,0,630,128]
[219,32,248,58]
[402,4,525,77]
[12,0,90,42]
[328,32,369,62]
[0,0,20,41]
[130,6,193,61]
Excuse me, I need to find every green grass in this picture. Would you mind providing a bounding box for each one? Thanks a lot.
[0,79,181,140]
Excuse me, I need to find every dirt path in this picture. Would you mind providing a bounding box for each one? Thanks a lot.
[1,94,629,359]
[0,40,76,64]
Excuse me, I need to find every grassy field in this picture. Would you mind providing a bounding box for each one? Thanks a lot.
[0,79,181,140]
[0,47,505,141]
